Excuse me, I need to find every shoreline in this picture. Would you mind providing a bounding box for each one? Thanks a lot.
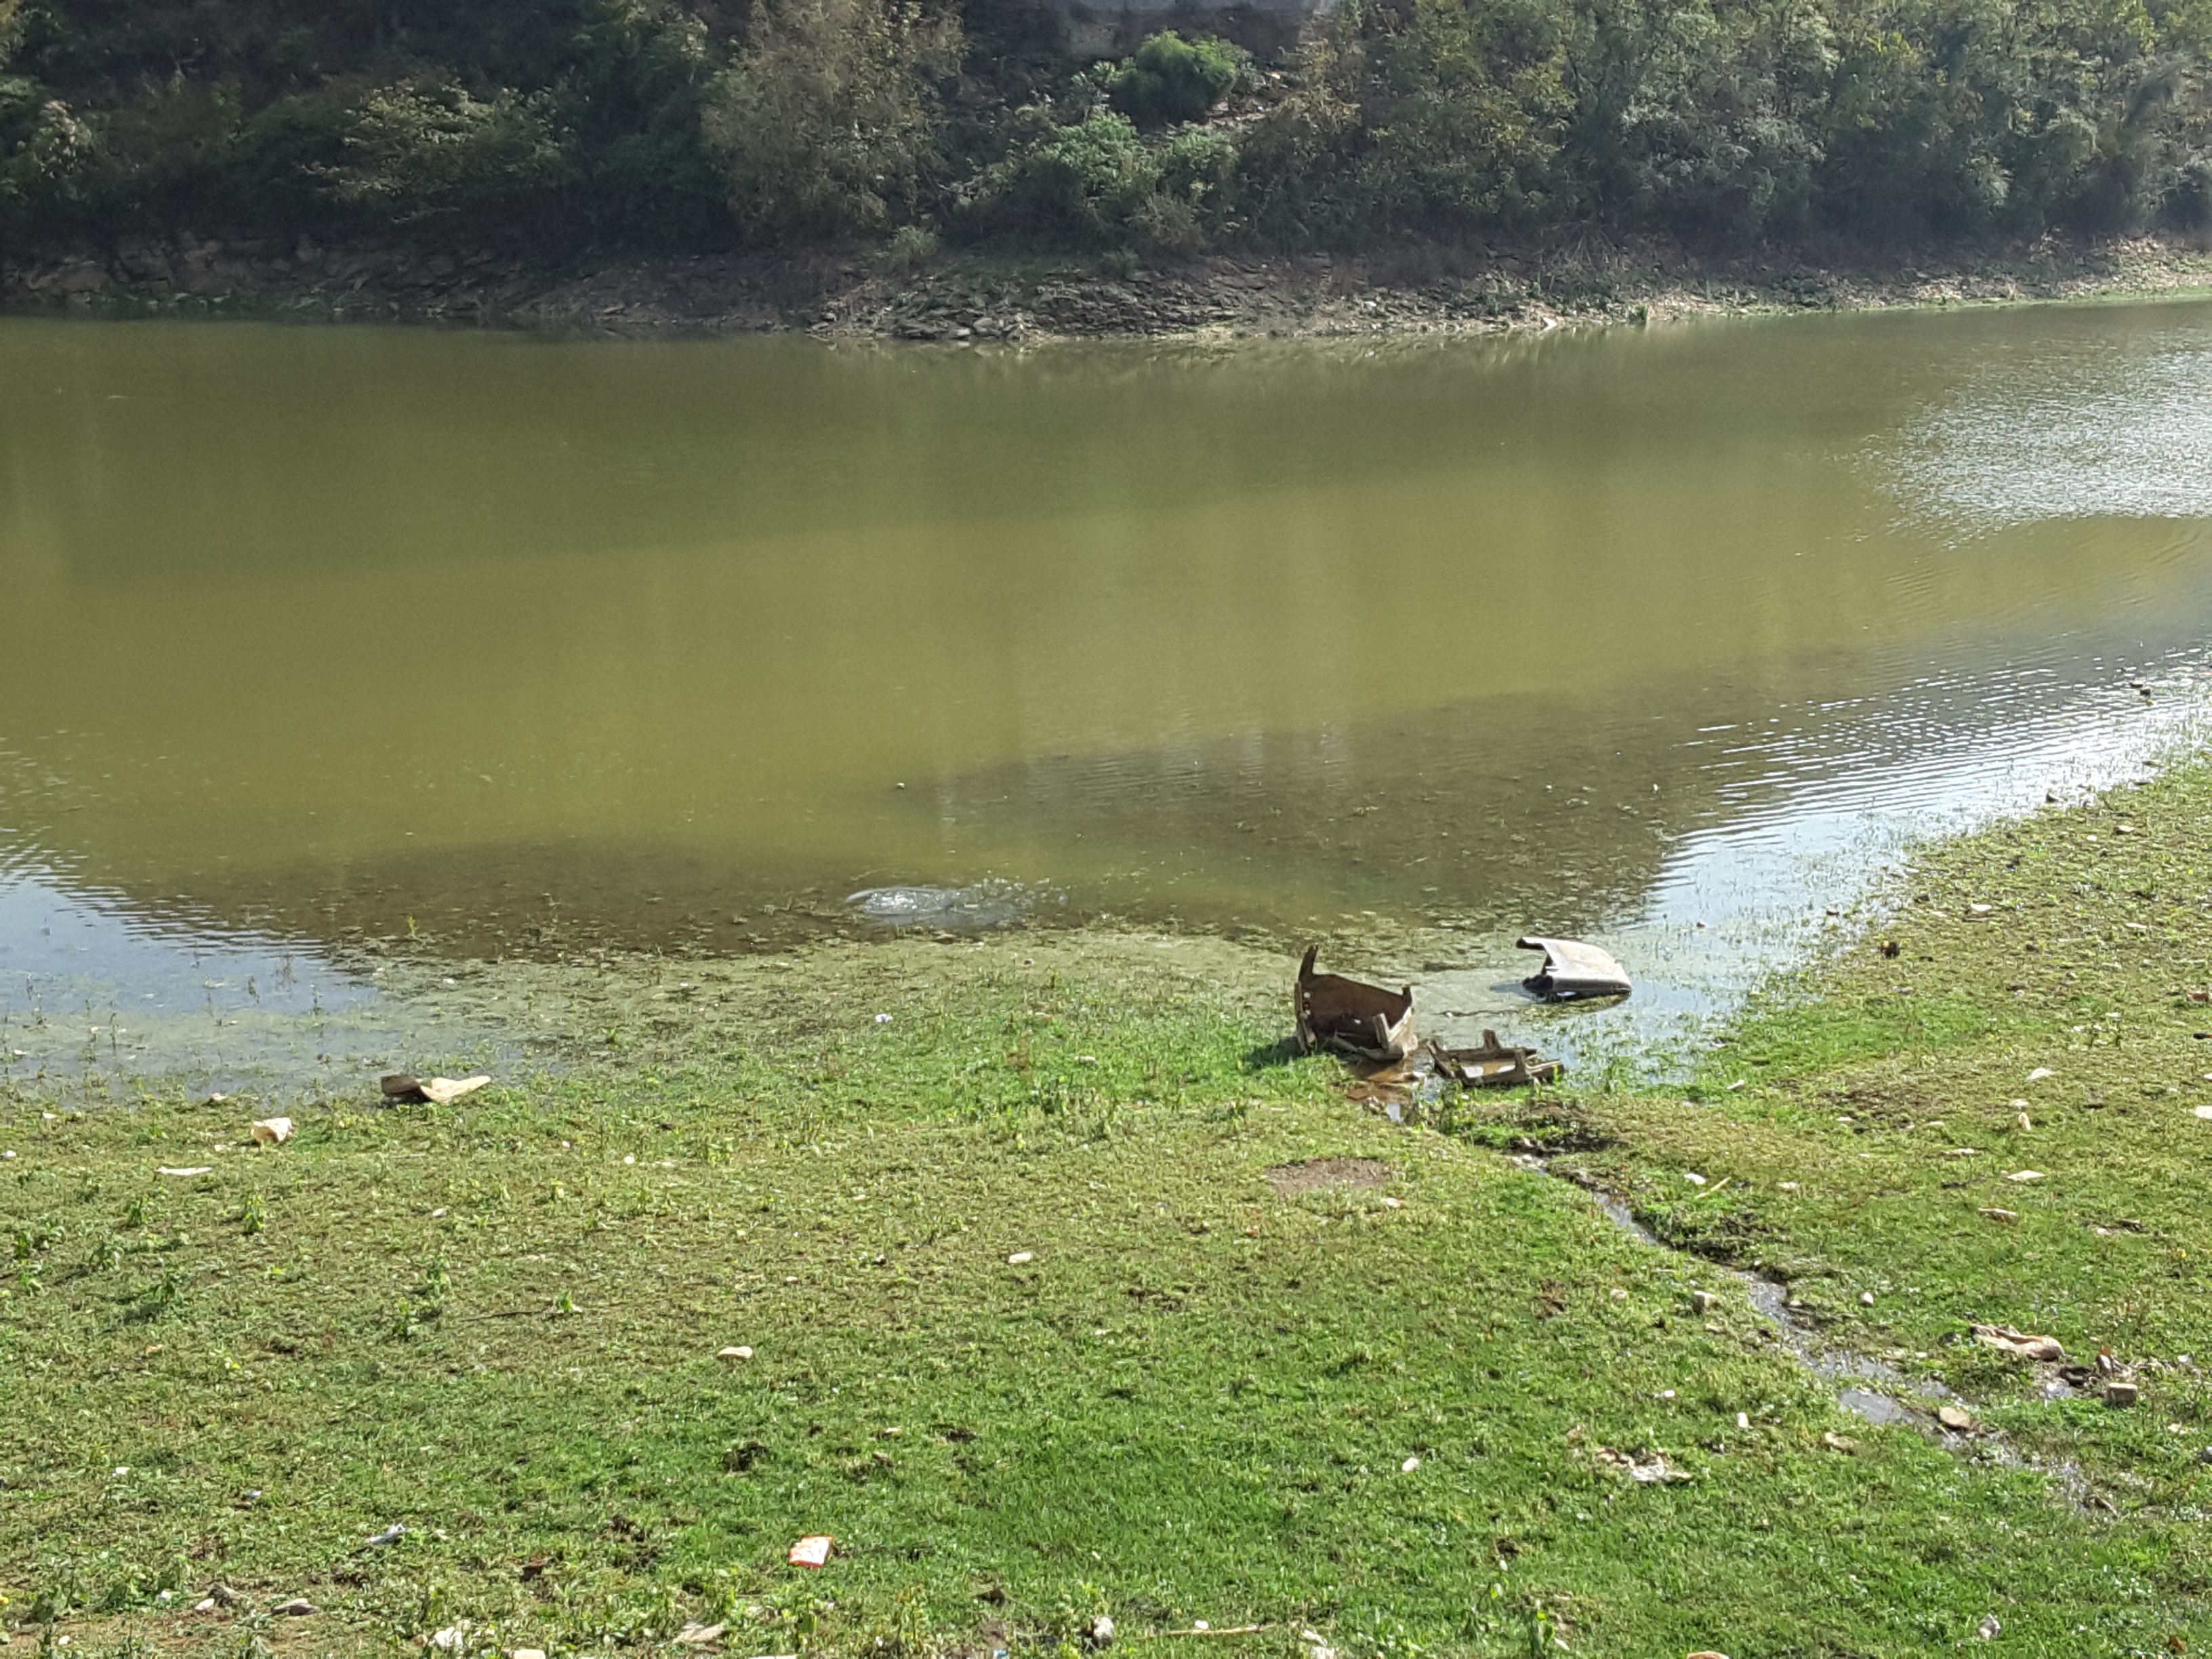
[7,232,2212,343]
[7,759,2212,1652]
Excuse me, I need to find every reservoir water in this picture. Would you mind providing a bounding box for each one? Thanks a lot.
[3,300,2210,1086]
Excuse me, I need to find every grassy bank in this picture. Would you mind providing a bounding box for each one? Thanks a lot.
[9,781,2212,1654]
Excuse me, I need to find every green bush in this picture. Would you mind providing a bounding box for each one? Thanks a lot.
[1108,30,1247,125]
[331,81,571,232]
[703,0,962,238]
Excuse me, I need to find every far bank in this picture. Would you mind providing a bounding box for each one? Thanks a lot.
[9,232,2212,344]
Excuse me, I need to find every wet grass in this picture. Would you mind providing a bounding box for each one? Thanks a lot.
[4,882,2212,1654]
[1494,758,2212,1584]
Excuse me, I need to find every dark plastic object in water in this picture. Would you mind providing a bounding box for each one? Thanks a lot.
[1517,935,1633,1000]
[1294,945,1416,1061]
[846,882,1035,932]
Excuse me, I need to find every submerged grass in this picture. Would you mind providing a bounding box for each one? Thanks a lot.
[7,811,2212,1654]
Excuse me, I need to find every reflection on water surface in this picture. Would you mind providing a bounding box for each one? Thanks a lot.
[3,302,2211,1084]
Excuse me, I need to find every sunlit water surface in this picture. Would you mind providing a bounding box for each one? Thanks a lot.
[3,301,2210,1088]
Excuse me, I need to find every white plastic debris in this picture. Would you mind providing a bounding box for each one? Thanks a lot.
[789,1534,834,1568]
[365,1522,408,1547]
[1007,1251,1035,1265]
[157,1166,213,1178]
[250,1117,294,1147]
[1401,1456,1421,1472]
[718,1345,755,1363]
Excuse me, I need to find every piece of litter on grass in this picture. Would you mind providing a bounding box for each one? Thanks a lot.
[718,1345,754,1363]
[274,1599,316,1617]
[1980,1207,2019,1223]
[2007,1170,2046,1183]
[365,1523,407,1547]
[1973,1324,2066,1361]
[157,1166,213,1178]
[1194,1622,1210,1632]
[1944,1148,1983,1158]
[1859,1292,1876,1306]
[676,1624,728,1645]
[1684,1172,1706,1185]
[1734,1412,1750,1429]
[1778,1181,1799,1192]
[789,1535,834,1568]
[1610,1288,1629,1300]
[1725,1080,1746,1092]
[1007,1251,1035,1265]
[249,1116,293,1146]
[2196,1105,2212,1120]
[2028,1067,2055,1082]
[874,1013,893,1023]
[1822,1431,1858,1454]
[1401,1455,1420,1472]
[429,1629,464,1652]
[1978,1614,2001,1640]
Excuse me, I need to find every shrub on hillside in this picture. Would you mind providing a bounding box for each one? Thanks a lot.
[332,82,571,231]
[703,0,962,237]
[1108,31,1248,125]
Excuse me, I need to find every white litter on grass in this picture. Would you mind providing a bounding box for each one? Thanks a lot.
[157,1167,213,1178]
[1401,1456,1421,1472]
[1007,1251,1035,1265]
[2028,1068,2056,1082]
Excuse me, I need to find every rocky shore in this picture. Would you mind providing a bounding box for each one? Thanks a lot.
[6,230,2212,343]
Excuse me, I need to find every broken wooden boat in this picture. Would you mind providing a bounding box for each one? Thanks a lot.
[1517,935,1633,1001]
[1427,1031,1562,1088]
[1294,944,1417,1061]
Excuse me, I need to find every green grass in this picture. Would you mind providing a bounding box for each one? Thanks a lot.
[6,859,2212,1656]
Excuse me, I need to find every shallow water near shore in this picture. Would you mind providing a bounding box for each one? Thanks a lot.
[5,300,2212,1089]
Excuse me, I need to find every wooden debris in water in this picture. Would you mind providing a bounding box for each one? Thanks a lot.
[1293,945,1416,1061]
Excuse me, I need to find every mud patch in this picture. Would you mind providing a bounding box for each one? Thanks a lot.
[1268,1157,1394,1197]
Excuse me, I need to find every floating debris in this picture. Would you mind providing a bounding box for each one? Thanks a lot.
[1427,1031,1561,1088]
[1293,946,1415,1061]
[846,882,1041,933]
[1516,936,1633,1001]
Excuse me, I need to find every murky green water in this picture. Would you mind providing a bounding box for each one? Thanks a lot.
[5,303,2212,1084]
